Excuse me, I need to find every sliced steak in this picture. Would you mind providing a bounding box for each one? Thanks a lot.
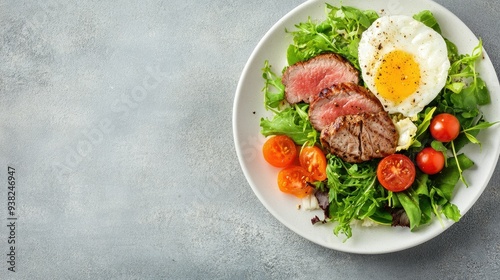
[282,53,359,104]
[309,83,385,132]
[320,112,398,163]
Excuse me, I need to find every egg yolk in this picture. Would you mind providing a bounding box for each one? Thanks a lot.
[375,50,421,103]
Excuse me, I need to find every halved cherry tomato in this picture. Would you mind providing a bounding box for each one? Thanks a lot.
[299,145,327,181]
[292,145,302,166]
[277,166,314,198]
[416,147,445,175]
[262,135,297,168]
[377,154,416,192]
[430,113,460,142]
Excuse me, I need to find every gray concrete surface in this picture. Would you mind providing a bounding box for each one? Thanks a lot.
[1,0,499,279]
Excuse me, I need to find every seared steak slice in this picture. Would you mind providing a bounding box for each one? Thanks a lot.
[282,53,359,104]
[320,112,398,163]
[309,83,385,131]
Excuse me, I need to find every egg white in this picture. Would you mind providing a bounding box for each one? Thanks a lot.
[358,15,450,117]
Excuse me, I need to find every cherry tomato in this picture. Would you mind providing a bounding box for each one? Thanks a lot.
[416,147,445,175]
[262,135,298,168]
[430,113,460,142]
[299,146,327,181]
[377,154,416,192]
[292,145,302,166]
[277,166,314,198]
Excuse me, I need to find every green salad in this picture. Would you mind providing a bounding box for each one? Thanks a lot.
[259,5,497,240]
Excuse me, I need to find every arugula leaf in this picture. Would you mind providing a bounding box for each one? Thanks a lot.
[368,208,393,225]
[447,40,490,111]
[434,154,474,196]
[450,78,489,111]
[325,155,389,240]
[431,140,447,152]
[419,197,433,225]
[460,120,498,147]
[415,107,436,138]
[414,173,429,196]
[463,120,499,134]
[445,39,460,62]
[410,107,436,149]
[396,191,422,231]
[442,203,461,222]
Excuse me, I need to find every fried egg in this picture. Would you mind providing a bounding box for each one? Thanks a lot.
[358,15,450,117]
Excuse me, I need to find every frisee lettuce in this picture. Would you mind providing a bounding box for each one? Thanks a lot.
[325,155,389,240]
[262,60,285,109]
[260,103,318,145]
[286,5,378,67]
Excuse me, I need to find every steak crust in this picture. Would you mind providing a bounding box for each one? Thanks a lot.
[320,112,398,163]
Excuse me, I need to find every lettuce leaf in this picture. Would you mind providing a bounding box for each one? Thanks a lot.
[260,104,317,145]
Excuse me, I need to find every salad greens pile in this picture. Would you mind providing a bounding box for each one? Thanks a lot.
[286,4,378,67]
[259,5,496,240]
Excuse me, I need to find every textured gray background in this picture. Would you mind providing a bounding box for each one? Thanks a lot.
[1,0,499,279]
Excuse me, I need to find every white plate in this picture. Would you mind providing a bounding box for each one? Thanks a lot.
[232,0,500,254]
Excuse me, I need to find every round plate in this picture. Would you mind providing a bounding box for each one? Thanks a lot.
[233,0,500,254]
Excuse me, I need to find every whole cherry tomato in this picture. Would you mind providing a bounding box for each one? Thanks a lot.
[430,113,460,142]
[416,147,445,175]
